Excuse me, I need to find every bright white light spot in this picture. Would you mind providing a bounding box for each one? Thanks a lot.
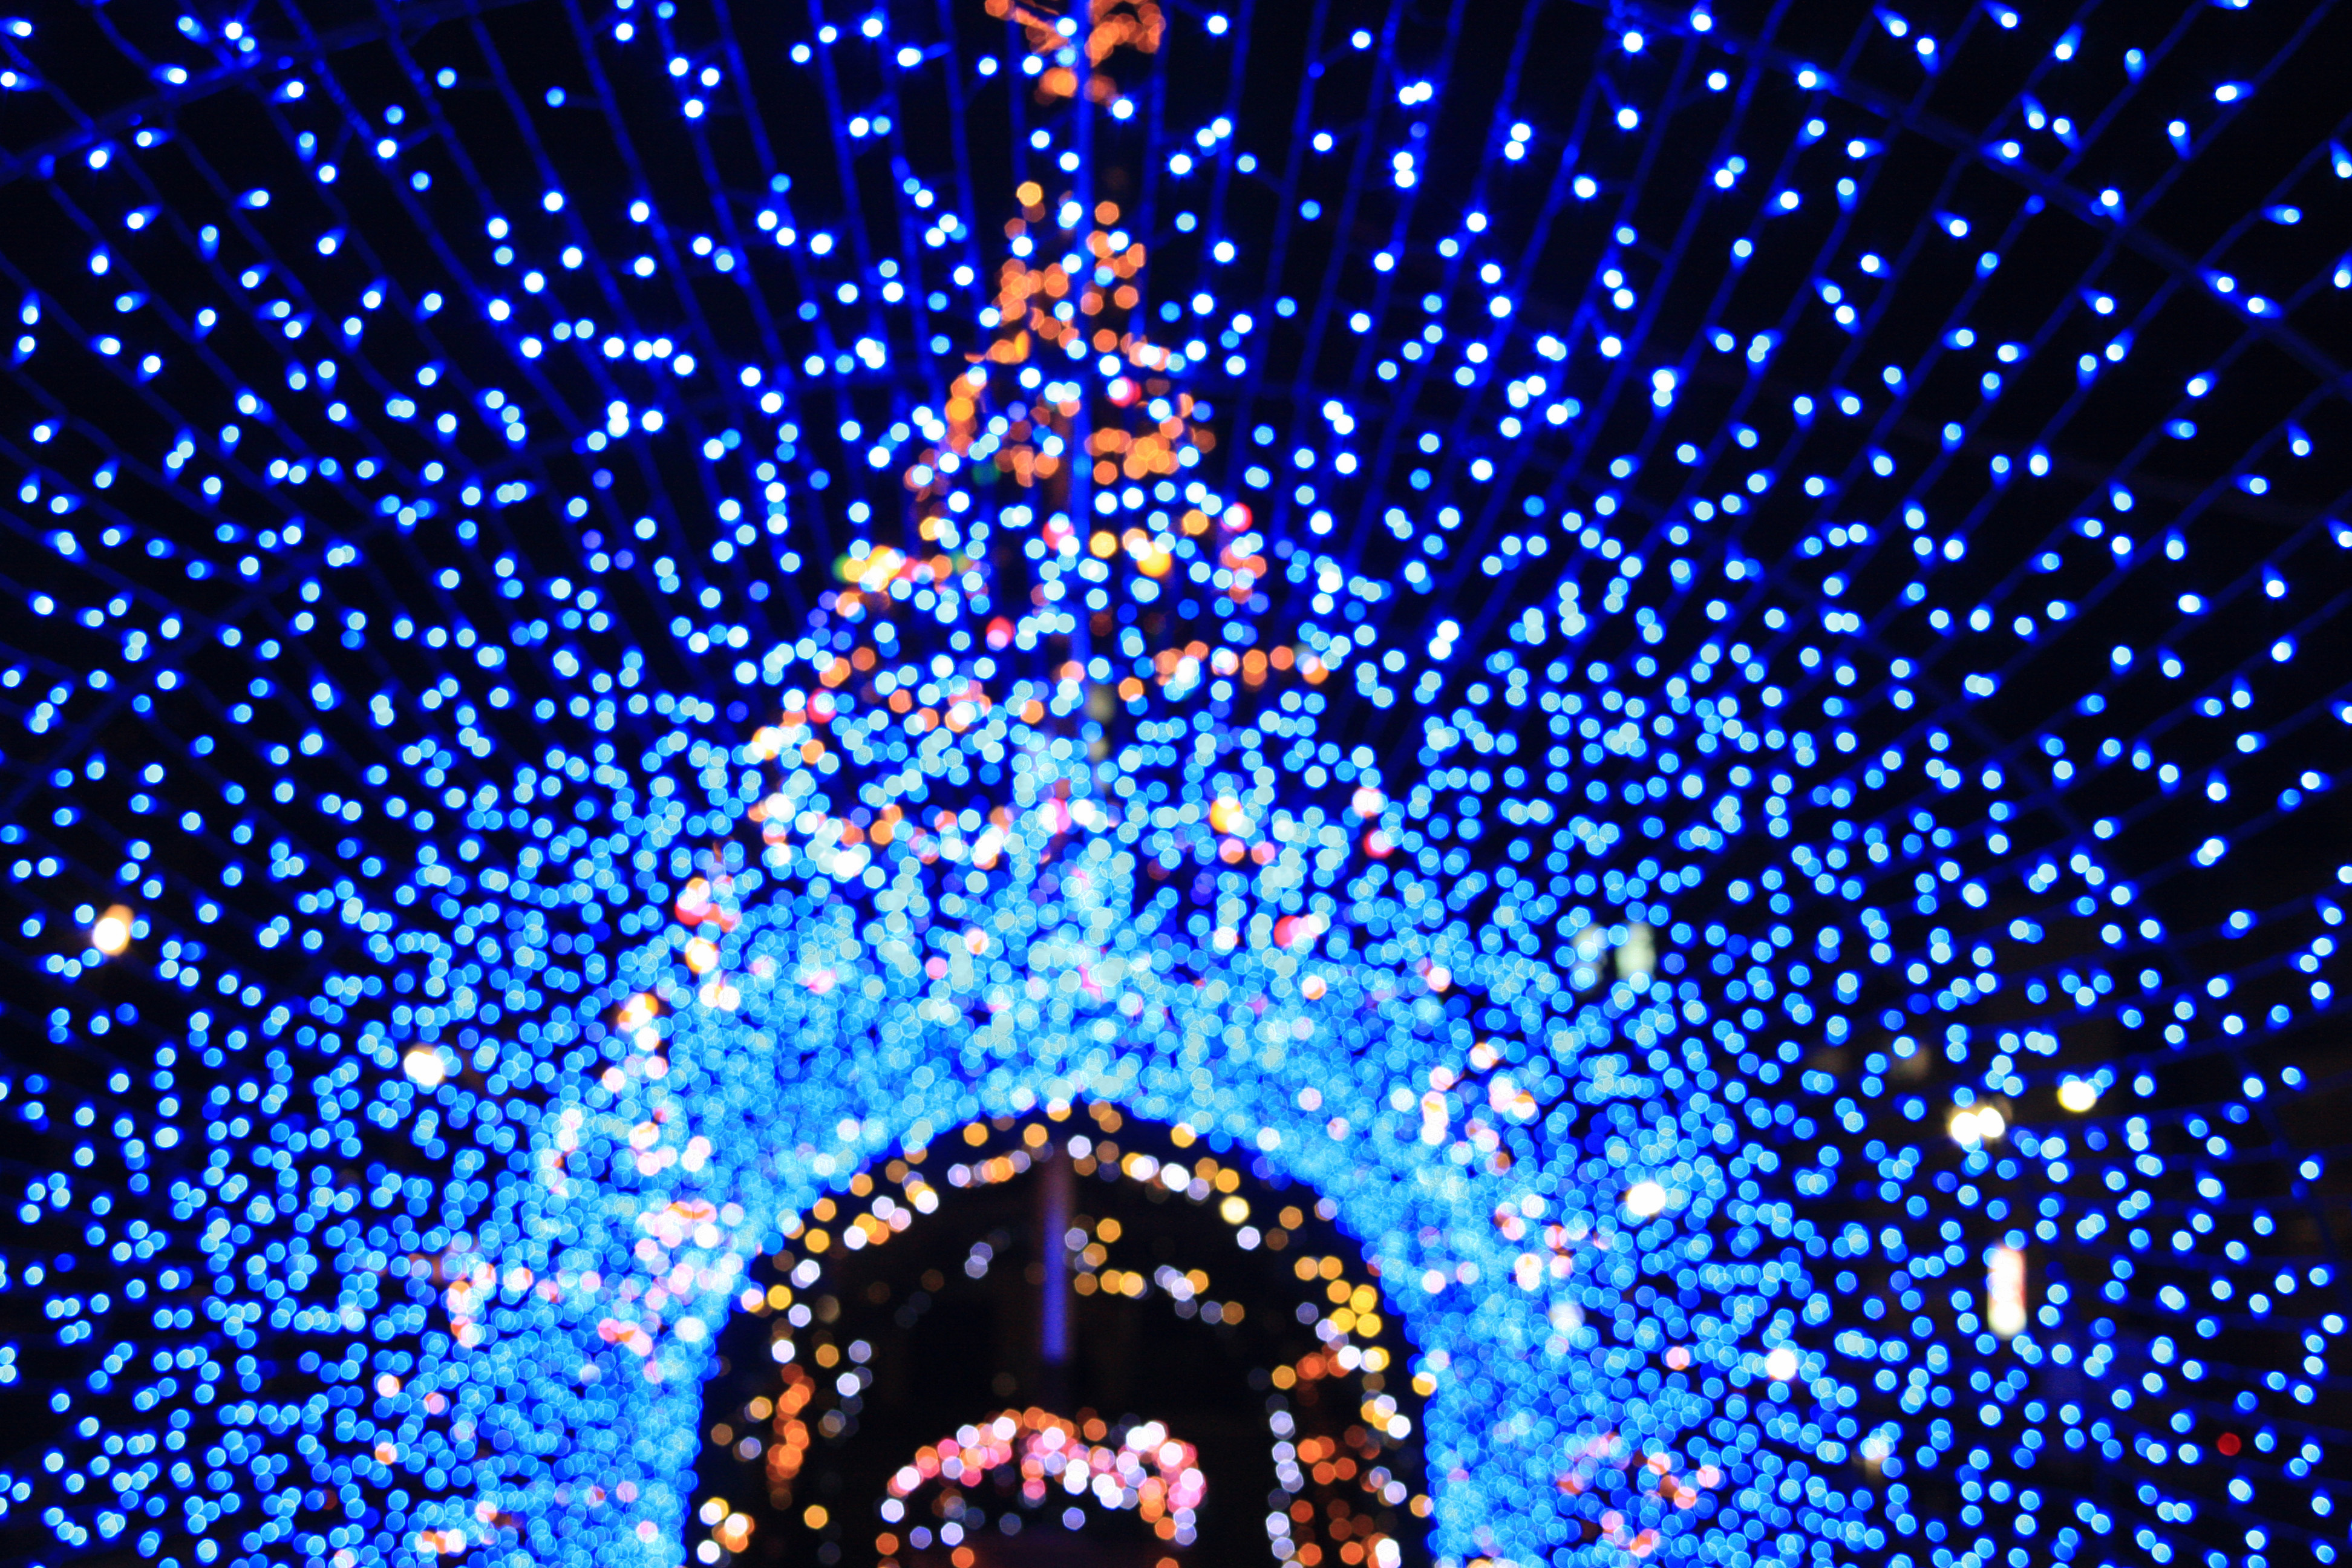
[90,906,132,956]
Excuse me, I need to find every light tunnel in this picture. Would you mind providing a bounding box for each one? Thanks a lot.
[0,4,2347,1568]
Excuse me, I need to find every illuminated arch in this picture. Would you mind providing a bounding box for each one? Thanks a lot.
[2,8,2343,1568]
[693,1109,1433,1568]
[419,834,1749,1568]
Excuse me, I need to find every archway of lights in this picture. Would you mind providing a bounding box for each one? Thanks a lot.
[0,2,2347,1568]
[691,1108,1434,1568]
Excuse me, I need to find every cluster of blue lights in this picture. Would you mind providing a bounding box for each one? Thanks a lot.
[0,4,2345,1568]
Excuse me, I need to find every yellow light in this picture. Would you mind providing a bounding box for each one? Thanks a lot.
[1763,1346,1799,1380]
[1625,1180,1668,1218]
[1987,1246,2028,1338]
[403,1048,446,1089]
[90,905,134,956]
[2057,1078,2099,1113]
[1613,922,1658,980]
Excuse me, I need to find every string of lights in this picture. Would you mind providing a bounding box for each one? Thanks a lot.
[0,4,2344,1568]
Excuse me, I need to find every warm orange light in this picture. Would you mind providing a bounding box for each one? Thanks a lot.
[90,904,134,956]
